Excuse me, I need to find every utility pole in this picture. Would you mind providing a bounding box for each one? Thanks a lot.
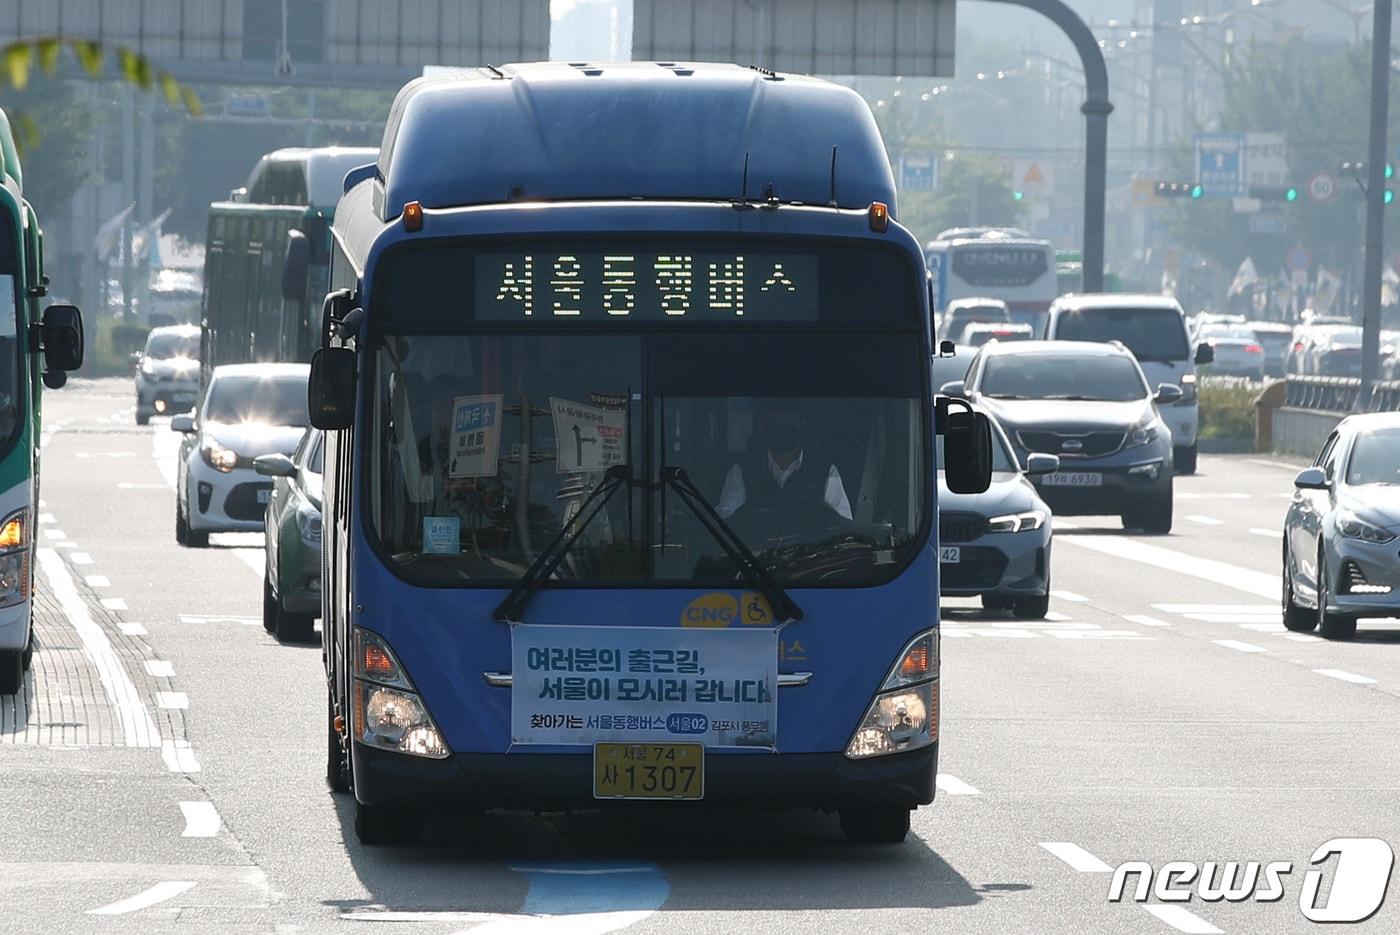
[120,84,135,320]
[1359,0,1391,408]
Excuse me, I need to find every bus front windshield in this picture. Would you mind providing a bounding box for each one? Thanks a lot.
[368,324,928,587]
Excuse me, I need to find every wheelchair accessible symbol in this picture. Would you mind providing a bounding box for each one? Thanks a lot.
[739,592,773,626]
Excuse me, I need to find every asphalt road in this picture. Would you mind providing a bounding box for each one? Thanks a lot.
[5,377,1400,934]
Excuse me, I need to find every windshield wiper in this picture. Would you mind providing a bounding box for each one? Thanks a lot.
[658,466,803,624]
[493,463,632,623]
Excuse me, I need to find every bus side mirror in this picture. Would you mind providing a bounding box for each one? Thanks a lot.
[937,397,993,495]
[281,229,311,302]
[309,347,356,430]
[320,289,352,348]
[41,304,84,380]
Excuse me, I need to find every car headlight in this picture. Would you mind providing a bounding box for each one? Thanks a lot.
[1337,511,1396,544]
[353,628,450,759]
[201,443,238,473]
[0,509,29,609]
[1126,414,1160,448]
[140,361,155,376]
[987,510,1046,533]
[845,630,938,760]
[295,498,322,545]
[1179,372,1197,401]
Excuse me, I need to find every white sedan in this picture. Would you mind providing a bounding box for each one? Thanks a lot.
[172,363,310,547]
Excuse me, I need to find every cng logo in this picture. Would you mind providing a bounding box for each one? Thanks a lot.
[1108,838,1394,924]
[681,593,737,628]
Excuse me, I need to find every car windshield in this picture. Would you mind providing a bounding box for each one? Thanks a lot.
[1201,327,1257,343]
[146,332,199,359]
[205,374,309,426]
[1054,307,1189,361]
[980,353,1148,402]
[1346,430,1400,486]
[368,332,927,586]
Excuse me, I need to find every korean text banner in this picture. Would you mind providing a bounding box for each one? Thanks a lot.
[511,625,778,748]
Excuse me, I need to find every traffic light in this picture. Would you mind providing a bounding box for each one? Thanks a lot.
[1156,181,1204,199]
[1012,190,1024,201]
[1249,185,1300,202]
[1339,161,1395,179]
[1388,190,1395,205]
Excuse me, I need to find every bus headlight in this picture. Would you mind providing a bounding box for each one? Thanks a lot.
[353,628,450,759]
[845,630,939,760]
[0,509,30,609]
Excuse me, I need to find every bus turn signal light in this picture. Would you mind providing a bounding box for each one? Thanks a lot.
[868,202,889,232]
[899,644,930,680]
[403,200,423,232]
[361,642,397,680]
[0,515,22,549]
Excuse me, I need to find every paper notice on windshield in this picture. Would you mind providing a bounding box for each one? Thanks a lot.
[449,394,503,478]
[511,625,778,748]
[550,397,626,474]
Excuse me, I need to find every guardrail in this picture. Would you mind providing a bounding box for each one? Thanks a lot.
[1266,376,1400,457]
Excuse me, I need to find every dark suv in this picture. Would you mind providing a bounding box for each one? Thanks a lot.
[941,341,1180,534]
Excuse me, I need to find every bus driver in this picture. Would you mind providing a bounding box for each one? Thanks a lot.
[715,400,853,522]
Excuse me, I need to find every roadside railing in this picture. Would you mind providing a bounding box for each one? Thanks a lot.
[1282,375,1400,413]
[1265,376,1400,457]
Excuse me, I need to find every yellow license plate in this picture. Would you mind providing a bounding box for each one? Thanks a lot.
[593,742,704,800]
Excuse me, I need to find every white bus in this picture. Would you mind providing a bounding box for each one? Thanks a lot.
[925,228,1058,336]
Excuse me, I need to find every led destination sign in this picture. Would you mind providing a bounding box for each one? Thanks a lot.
[475,252,818,321]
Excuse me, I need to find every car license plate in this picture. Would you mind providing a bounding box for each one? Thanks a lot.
[593,742,704,800]
[939,546,961,563]
[256,488,272,504]
[1042,472,1103,488]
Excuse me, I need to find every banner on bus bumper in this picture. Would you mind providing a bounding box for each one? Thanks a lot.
[510,625,778,748]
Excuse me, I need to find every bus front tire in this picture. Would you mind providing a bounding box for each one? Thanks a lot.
[0,649,23,696]
[354,802,424,846]
[839,805,911,844]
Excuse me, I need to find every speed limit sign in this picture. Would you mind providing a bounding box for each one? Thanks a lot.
[1309,171,1337,203]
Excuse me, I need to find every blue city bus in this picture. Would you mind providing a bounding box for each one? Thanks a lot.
[313,63,990,845]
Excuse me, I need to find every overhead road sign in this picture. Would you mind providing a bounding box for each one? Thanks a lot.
[1195,133,1245,198]
[632,0,956,76]
[899,155,939,192]
[1286,246,1313,272]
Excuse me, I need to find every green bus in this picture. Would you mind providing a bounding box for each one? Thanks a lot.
[200,147,376,386]
[0,109,86,693]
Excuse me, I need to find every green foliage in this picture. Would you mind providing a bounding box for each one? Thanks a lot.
[1197,379,1260,441]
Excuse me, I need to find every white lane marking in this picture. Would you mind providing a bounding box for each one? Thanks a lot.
[1143,904,1223,934]
[232,548,264,576]
[153,427,180,489]
[1214,639,1268,653]
[1124,615,1172,628]
[941,629,974,637]
[1064,536,1278,598]
[37,498,45,508]
[145,660,174,678]
[936,774,981,795]
[117,482,170,490]
[44,528,66,540]
[1250,527,1283,539]
[1051,590,1090,603]
[1186,613,1282,624]
[84,575,111,588]
[118,622,147,636]
[178,801,221,837]
[157,691,189,709]
[1246,457,1304,470]
[1184,514,1224,526]
[1313,668,1376,685]
[101,597,128,611]
[180,614,260,627]
[70,552,93,565]
[1048,630,1152,640]
[54,540,77,550]
[1285,633,1324,642]
[1053,519,1081,529]
[1044,610,1074,622]
[37,549,160,748]
[1154,603,1278,615]
[37,512,55,524]
[161,739,201,772]
[1238,622,1286,633]
[87,880,197,915]
[1040,842,1112,872]
[1178,492,1251,500]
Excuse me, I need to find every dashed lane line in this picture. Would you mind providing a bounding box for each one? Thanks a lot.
[1123,615,1172,628]
[84,575,111,588]
[178,802,221,838]
[156,692,189,709]
[1249,528,1283,539]
[1313,668,1377,685]
[935,774,981,795]
[1184,515,1224,526]
[144,660,174,678]
[1213,639,1268,654]
[87,880,197,916]
[1153,604,1277,615]
[70,552,93,565]
[101,597,128,611]
[1143,904,1224,935]
[117,622,147,636]
[1061,536,1278,599]
[161,739,201,773]
[1040,842,1112,873]
[36,549,160,748]
[1050,590,1090,603]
